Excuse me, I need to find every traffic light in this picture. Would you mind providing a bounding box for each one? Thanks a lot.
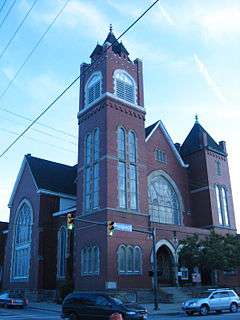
[67,213,74,230]
[107,221,115,236]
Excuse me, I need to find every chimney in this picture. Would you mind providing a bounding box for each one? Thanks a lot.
[219,141,227,154]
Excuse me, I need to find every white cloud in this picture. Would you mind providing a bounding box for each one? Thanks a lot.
[193,53,227,104]
[30,0,108,39]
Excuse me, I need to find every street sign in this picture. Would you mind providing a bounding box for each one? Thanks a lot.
[114,223,132,232]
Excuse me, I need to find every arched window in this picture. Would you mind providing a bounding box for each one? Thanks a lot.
[12,201,33,280]
[118,128,127,208]
[128,131,137,210]
[215,185,230,226]
[117,245,142,275]
[114,70,135,104]
[148,173,181,225]
[81,245,100,275]
[85,72,102,106]
[84,128,100,212]
[57,226,67,278]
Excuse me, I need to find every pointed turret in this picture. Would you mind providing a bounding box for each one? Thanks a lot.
[180,117,226,157]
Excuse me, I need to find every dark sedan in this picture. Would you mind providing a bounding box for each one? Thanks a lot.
[0,292,28,308]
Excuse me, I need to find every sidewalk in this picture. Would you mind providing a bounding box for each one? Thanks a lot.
[29,301,183,316]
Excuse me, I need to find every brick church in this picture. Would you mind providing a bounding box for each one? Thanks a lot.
[2,28,237,297]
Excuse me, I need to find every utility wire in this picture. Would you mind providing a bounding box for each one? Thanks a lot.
[0,0,8,15]
[0,0,70,100]
[0,114,77,145]
[0,0,160,158]
[0,0,38,60]
[0,127,75,154]
[1,108,77,139]
[0,0,16,30]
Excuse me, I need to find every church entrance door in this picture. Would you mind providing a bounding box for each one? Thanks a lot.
[157,245,175,286]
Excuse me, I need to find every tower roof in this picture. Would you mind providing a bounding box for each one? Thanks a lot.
[90,25,129,59]
[180,119,226,157]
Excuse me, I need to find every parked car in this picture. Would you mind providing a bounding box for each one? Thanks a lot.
[0,292,28,308]
[182,288,240,316]
[61,292,147,320]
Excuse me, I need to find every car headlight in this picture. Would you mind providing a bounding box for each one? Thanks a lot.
[189,302,197,307]
[126,311,137,315]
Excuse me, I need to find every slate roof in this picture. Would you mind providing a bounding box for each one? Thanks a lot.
[90,30,129,59]
[180,121,225,157]
[26,155,77,196]
[145,121,159,138]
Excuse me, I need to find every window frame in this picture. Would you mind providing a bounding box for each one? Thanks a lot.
[113,69,136,105]
[57,226,68,279]
[81,245,100,276]
[85,71,102,108]
[117,244,142,275]
[11,199,33,282]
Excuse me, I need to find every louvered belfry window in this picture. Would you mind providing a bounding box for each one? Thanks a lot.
[114,70,135,104]
[86,72,101,106]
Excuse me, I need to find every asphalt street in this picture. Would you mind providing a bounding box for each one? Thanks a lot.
[0,308,240,320]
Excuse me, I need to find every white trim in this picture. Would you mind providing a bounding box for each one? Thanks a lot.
[145,120,188,168]
[53,206,76,217]
[37,189,76,200]
[84,71,102,108]
[8,156,39,207]
[78,92,145,118]
[2,230,8,234]
[113,69,137,105]
[150,239,177,264]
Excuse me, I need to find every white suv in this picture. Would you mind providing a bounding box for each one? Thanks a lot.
[182,288,240,316]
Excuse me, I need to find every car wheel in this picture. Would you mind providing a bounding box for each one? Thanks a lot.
[199,304,209,316]
[186,311,194,316]
[69,313,78,320]
[230,302,238,313]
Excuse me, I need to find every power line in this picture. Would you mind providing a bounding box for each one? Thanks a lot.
[0,0,8,15]
[0,114,77,145]
[0,0,70,100]
[0,0,160,158]
[0,0,17,30]
[0,108,77,139]
[0,0,38,60]
[0,127,76,154]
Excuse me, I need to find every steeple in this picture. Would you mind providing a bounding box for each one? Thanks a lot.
[180,118,226,157]
[90,26,129,61]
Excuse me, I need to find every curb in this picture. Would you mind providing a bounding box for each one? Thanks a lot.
[28,306,60,313]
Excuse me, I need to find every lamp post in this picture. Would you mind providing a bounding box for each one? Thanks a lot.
[172,231,179,287]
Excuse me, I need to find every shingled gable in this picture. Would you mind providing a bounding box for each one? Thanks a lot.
[8,155,77,207]
[145,120,188,168]
[180,121,226,157]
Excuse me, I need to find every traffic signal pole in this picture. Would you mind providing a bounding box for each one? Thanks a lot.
[70,217,159,310]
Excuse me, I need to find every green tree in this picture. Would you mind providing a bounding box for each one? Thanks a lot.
[179,234,202,270]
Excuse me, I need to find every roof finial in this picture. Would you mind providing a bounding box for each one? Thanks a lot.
[195,114,199,123]
[109,24,113,33]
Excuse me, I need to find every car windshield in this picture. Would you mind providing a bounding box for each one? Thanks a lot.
[110,297,123,305]
[193,291,211,299]
[0,293,8,298]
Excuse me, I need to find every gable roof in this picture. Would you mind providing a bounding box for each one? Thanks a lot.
[180,121,226,157]
[145,120,188,168]
[9,155,77,207]
[26,155,77,196]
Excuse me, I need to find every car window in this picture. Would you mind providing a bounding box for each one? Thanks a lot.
[228,291,237,297]
[96,296,111,306]
[0,293,8,298]
[75,295,96,306]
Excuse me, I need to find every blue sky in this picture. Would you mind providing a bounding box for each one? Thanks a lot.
[0,0,239,229]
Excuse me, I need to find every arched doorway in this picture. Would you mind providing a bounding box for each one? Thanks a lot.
[157,245,175,285]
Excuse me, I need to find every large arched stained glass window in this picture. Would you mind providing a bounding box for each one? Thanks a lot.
[148,174,181,225]
[12,201,33,280]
